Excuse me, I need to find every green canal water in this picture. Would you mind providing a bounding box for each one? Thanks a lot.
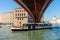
[0,26,60,40]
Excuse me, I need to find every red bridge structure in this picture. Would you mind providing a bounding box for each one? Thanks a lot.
[14,0,53,23]
[11,0,53,30]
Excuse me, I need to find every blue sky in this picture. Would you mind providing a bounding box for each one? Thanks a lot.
[0,0,60,20]
[44,0,60,20]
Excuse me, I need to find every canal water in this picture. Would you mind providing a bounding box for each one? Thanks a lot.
[0,25,60,40]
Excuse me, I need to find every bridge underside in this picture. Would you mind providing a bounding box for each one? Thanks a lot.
[14,0,52,23]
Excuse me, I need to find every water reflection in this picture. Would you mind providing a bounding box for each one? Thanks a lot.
[44,25,60,40]
[12,30,50,40]
[27,30,45,40]
[0,26,60,40]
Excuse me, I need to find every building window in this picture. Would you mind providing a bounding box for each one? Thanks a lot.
[22,10,23,12]
[17,17,22,20]
[20,14,21,16]
[18,18,19,20]
[22,13,23,16]
[20,18,21,20]
[22,18,23,20]
[18,10,19,12]
[16,14,17,16]
[24,13,25,16]
[18,14,19,16]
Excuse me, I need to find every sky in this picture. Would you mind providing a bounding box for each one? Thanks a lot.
[0,0,60,20]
